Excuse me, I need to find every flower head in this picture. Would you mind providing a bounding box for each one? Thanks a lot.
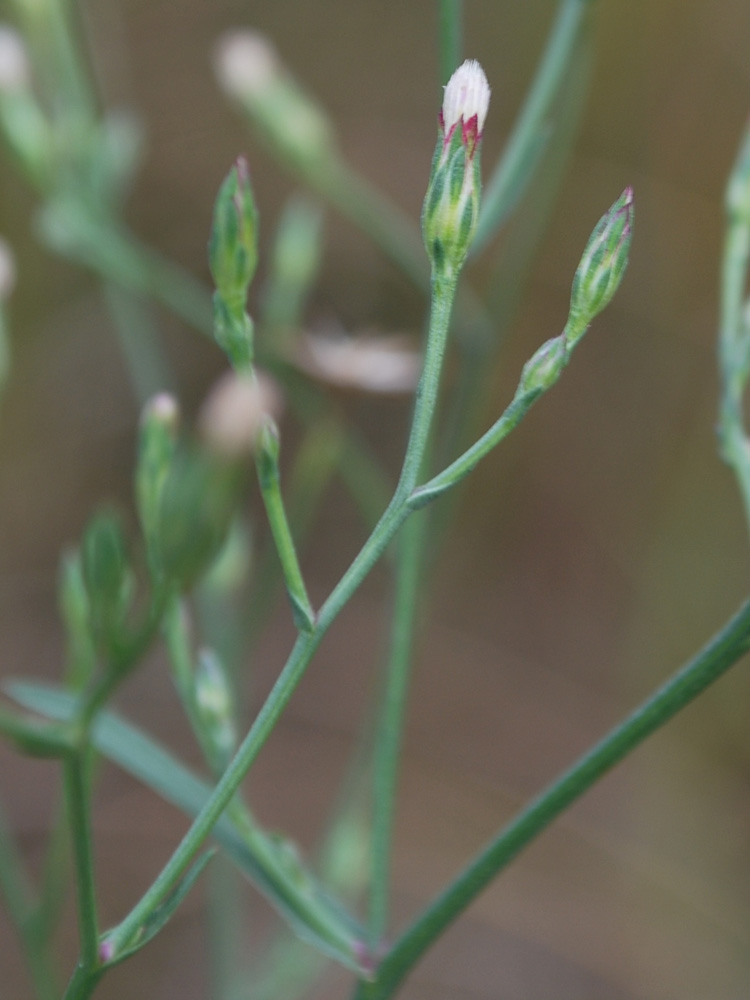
[422,59,491,277]
[441,59,491,148]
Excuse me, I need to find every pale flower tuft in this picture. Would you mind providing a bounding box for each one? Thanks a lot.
[214,30,279,100]
[198,369,283,459]
[442,59,490,134]
[0,26,30,93]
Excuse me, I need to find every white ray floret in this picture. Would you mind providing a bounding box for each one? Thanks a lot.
[442,59,490,134]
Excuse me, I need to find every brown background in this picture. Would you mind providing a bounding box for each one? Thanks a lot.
[1,1,750,998]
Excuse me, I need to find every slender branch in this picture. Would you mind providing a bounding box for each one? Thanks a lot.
[368,511,429,947]
[0,798,57,1000]
[99,272,458,963]
[472,0,598,254]
[356,598,750,1000]
[102,283,175,404]
[438,0,463,85]
[63,753,99,969]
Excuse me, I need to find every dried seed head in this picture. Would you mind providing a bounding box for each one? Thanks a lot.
[214,30,279,100]
[442,59,491,136]
[0,26,30,93]
[198,370,283,459]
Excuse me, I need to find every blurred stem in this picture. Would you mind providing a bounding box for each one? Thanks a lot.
[472,0,598,255]
[718,215,750,531]
[438,0,463,84]
[208,857,244,1000]
[102,270,458,963]
[63,752,99,969]
[368,509,429,948]
[0,798,58,1000]
[356,598,750,999]
[103,283,174,403]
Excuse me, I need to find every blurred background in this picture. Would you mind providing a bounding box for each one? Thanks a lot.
[1,1,750,997]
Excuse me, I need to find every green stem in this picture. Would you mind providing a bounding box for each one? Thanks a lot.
[102,283,175,404]
[410,386,541,509]
[257,449,316,633]
[438,0,463,84]
[358,598,750,1000]
[368,511,429,947]
[63,753,99,969]
[0,798,58,1000]
[472,0,597,254]
[101,271,458,962]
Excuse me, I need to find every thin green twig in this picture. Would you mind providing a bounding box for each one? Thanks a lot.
[438,0,463,85]
[355,598,750,999]
[472,0,598,254]
[63,752,99,969]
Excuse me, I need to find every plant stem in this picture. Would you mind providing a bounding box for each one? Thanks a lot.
[368,510,429,947]
[0,798,58,1000]
[101,272,458,963]
[102,282,175,404]
[257,450,316,633]
[355,597,750,1000]
[438,0,463,84]
[63,752,99,969]
[472,0,598,254]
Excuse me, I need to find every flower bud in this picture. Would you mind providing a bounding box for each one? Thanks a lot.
[136,393,180,576]
[81,509,134,651]
[422,60,490,279]
[209,156,258,302]
[58,549,96,689]
[568,187,633,338]
[214,30,335,173]
[516,335,568,398]
[726,121,750,224]
[194,648,237,770]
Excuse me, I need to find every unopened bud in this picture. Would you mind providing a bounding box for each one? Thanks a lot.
[198,369,283,460]
[0,27,31,93]
[214,30,335,172]
[209,156,258,301]
[194,648,236,768]
[568,187,633,338]
[726,121,750,224]
[517,335,568,398]
[137,393,180,574]
[255,416,281,490]
[0,238,16,300]
[81,509,133,650]
[422,60,490,278]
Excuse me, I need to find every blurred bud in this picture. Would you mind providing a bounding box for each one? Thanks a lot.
[202,516,252,596]
[516,335,568,398]
[726,121,750,224]
[153,444,244,589]
[568,187,634,338]
[0,26,31,92]
[263,195,323,341]
[255,416,281,490]
[209,157,258,302]
[81,509,134,650]
[293,327,421,394]
[422,60,490,278]
[194,648,237,769]
[0,238,16,300]
[198,369,283,460]
[58,549,97,689]
[214,30,335,172]
[136,393,180,575]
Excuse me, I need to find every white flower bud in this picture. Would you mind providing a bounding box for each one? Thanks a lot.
[214,30,279,101]
[0,238,16,300]
[442,59,491,136]
[198,369,283,459]
[141,392,179,429]
[0,26,31,93]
